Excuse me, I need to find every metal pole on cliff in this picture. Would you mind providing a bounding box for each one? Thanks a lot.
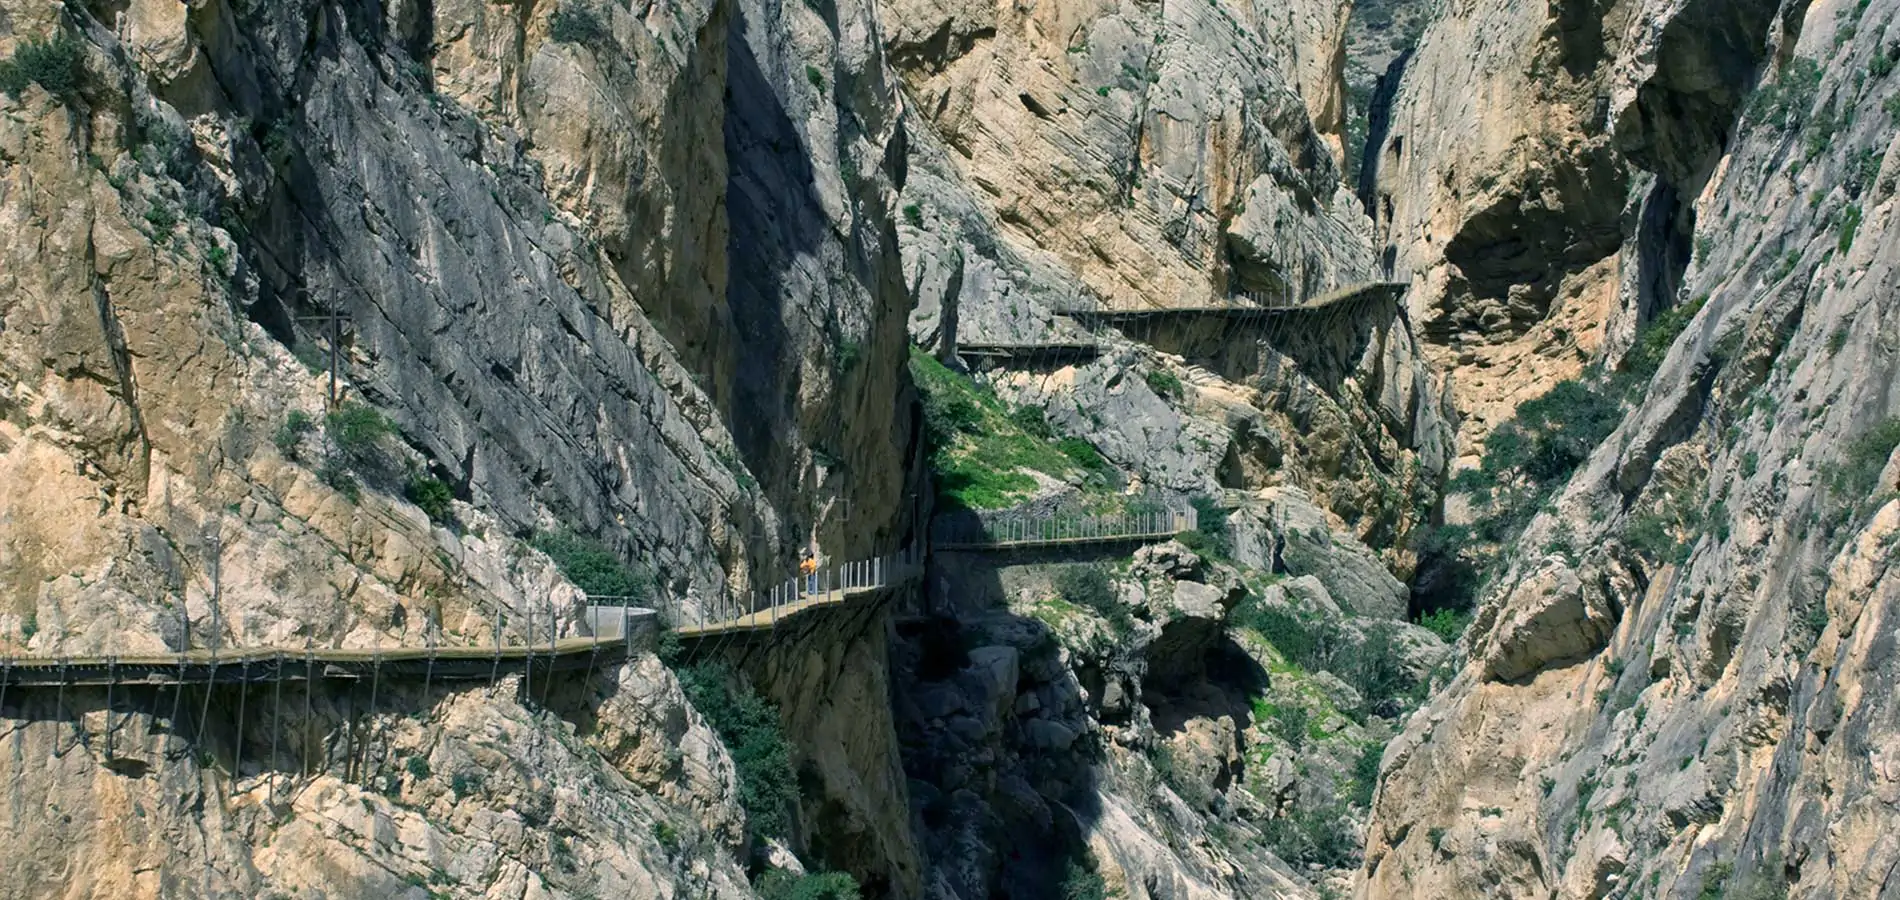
[234,659,249,796]
[302,637,315,779]
[269,652,282,805]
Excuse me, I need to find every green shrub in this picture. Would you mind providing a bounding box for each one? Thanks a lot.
[654,629,683,665]
[1265,701,1311,750]
[1145,369,1184,398]
[1495,380,1624,484]
[1232,599,1322,668]
[1830,417,1900,499]
[1747,57,1823,128]
[1626,508,1690,564]
[405,755,432,780]
[1057,565,1126,631]
[1340,624,1412,712]
[325,403,395,462]
[0,35,82,99]
[1418,608,1471,643]
[549,5,608,45]
[1698,862,1735,900]
[275,410,316,459]
[1625,295,1707,378]
[916,367,984,448]
[806,65,826,95]
[530,530,651,599]
[756,870,860,900]
[1010,405,1056,438]
[1059,856,1109,900]
[1840,203,1863,253]
[902,203,924,228]
[1188,494,1230,557]
[1261,802,1357,868]
[676,663,798,840]
[1350,740,1385,807]
[650,821,679,853]
[318,456,360,500]
[404,476,454,523]
[1056,437,1111,477]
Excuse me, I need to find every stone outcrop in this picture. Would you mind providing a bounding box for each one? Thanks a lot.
[0,659,752,898]
[1365,0,1636,454]
[882,0,1367,311]
[1359,1,1900,897]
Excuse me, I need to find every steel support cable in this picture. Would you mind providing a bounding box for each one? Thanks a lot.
[234,660,248,793]
[366,641,382,785]
[269,653,282,805]
[53,658,69,755]
[302,640,314,780]
[169,657,187,761]
[104,657,115,759]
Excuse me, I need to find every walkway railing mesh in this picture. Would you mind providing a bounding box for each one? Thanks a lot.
[930,506,1196,549]
[594,543,925,633]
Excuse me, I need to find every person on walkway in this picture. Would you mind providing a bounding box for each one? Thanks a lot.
[800,552,818,596]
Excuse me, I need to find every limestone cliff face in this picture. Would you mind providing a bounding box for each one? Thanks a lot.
[881,0,1369,311]
[0,0,920,892]
[1361,0,1900,897]
[1367,0,1638,452]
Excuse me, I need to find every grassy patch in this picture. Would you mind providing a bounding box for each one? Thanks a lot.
[911,348,1103,509]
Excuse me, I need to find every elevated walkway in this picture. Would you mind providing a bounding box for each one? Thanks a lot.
[953,342,1102,369]
[931,507,1195,551]
[1053,282,1406,326]
[0,548,923,688]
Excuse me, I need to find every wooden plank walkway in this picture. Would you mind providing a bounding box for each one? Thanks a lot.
[0,568,921,688]
[933,528,1186,551]
[931,508,1195,552]
[954,342,1101,365]
[1054,281,1406,321]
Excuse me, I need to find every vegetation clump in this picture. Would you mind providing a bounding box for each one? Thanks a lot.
[1145,369,1184,399]
[0,35,81,99]
[1056,565,1128,633]
[675,662,799,840]
[910,348,1115,508]
[1623,295,1706,379]
[274,410,316,459]
[755,870,861,900]
[531,530,651,599]
[325,402,396,463]
[404,475,454,523]
[549,5,609,45]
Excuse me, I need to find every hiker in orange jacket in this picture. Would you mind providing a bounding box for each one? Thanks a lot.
[800,552,818,595]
